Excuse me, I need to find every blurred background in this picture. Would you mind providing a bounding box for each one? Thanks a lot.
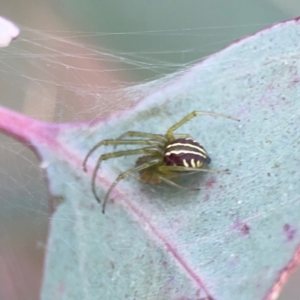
[1,0,300,299]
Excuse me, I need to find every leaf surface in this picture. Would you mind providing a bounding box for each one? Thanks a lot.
[1,17,300,300]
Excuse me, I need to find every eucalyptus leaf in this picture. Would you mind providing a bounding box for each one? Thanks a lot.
[1,17,300,300]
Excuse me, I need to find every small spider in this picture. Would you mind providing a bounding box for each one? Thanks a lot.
[83,111,239,213]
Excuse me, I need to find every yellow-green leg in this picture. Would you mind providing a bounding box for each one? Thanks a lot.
[117,131,166,141]
[83,139,162,171]
[158,165,222,173]
[91,147,159,204]
[158,175,200,190]
[102,159,161,213]
[166,111,239,140]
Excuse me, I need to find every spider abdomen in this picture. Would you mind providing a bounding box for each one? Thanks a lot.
[164,138,211,168]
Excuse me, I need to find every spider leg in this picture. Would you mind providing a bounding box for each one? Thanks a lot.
[83,139,162,171]
[91,147,159,204]
[166,111,240,140]
[102,158,161,213]
[117,131,167,142]
[173,134,192,139]
[158,175,200,190]
[158,165,226,173]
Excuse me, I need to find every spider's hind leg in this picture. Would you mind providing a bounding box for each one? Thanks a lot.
[158,175,200,190]
[158,167,201,190]
[159,165,223,173]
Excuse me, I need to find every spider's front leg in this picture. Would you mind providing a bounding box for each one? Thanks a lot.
[83,139,163,171]
[89,147,159,205]
[166,111,239,140]
[102,158,160,213]
[116,131,167,142]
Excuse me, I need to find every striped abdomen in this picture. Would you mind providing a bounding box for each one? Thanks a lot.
[164,138,211,168]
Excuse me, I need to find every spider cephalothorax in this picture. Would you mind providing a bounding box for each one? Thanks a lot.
[83,111,238,213]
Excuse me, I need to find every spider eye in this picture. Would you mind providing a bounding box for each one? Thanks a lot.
[164,138,210,168]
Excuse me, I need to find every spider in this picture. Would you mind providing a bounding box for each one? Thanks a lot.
[83,111,239,213]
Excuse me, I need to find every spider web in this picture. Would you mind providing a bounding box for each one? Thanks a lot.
[0,1,299,299]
